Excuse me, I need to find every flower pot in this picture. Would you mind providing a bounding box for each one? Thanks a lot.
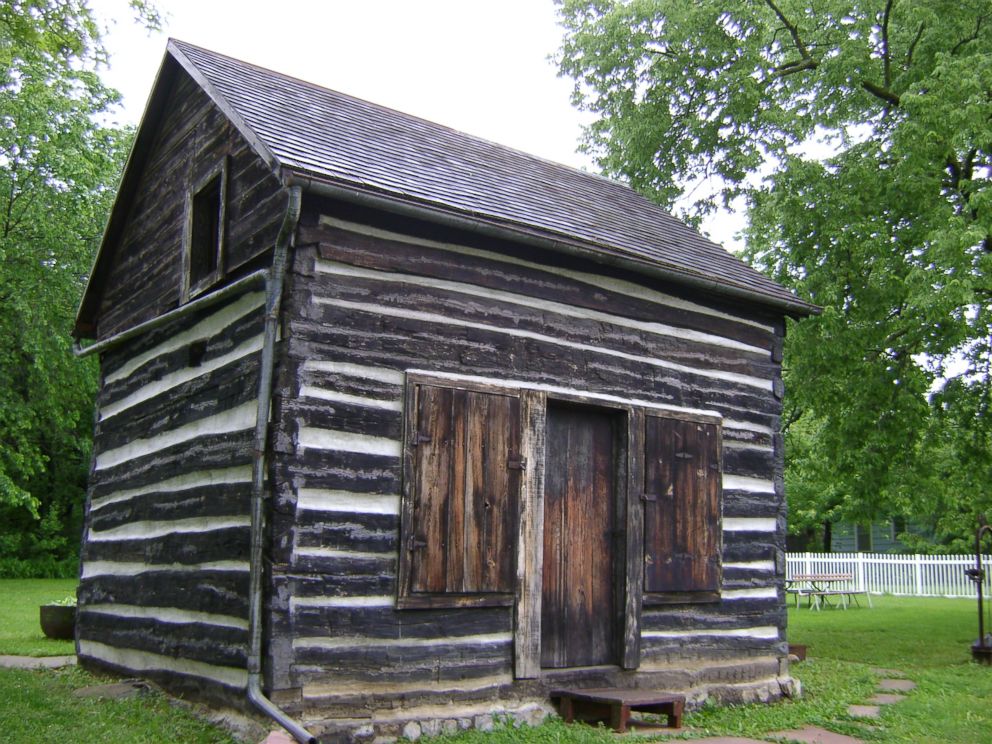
[39,604,76,640]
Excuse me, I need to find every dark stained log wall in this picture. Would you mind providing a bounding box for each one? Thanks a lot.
[77,286,268,693]
[78,66,286,692]
[264,199,789,711]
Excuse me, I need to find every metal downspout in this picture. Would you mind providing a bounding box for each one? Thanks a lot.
[248,184,315,744]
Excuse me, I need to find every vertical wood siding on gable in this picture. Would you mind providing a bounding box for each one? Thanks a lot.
[266,207,787,696]
[78,289,266,688]
[95,72,285,341]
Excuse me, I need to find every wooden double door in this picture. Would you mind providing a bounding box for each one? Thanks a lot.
[541,403,622,668]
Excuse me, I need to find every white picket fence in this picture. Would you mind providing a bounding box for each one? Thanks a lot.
[786,552,992,598]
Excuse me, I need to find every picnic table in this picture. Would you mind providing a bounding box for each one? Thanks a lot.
[786,573,873,610]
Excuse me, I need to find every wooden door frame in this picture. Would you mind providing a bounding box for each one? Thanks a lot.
[514,392,640,678]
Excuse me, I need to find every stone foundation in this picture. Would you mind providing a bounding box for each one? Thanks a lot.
[298,669,798,743]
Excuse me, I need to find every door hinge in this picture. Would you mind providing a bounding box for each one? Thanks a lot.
[640,492,657,502]
[674,451,694,460]
[508,455,527,470]
[407,536,428,551]
[411,431,433,446]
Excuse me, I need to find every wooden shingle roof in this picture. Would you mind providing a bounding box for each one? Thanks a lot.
[76,39,814,336]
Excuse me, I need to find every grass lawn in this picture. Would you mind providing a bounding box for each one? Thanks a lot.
[778,595,992,743]
[0,578,78,656]
[427,595,992,743]
[0,579,239,742]
[0,665,238,743]
[1,580,990,742]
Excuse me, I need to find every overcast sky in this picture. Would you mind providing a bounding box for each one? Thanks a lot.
[88,0,742,248]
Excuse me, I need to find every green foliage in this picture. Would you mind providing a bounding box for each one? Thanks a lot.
[0,2,151,568]
[0,556,78,579]
[556,1,992,542]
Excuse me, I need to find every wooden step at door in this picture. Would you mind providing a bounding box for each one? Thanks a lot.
[550,687,685,733]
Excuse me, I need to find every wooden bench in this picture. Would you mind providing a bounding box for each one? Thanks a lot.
[550,687,685,733]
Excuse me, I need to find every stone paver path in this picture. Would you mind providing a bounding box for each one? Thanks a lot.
[680,739,770,743]
[767,725,866,743]
[686,668,918,744]
[846,704,881,719]
[869,667,905,677]
[259,731,294,744]
[0,654,75,669]
[867,693,905,705]
[878,678,916,692]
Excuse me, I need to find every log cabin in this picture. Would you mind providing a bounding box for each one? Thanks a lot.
[73,39,816,743]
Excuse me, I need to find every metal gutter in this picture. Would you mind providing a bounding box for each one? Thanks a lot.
[72,269,269,358]
[288,172,819,318]
[247,184,315,744]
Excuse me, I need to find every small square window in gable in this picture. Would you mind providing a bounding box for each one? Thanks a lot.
[183,160,227,301]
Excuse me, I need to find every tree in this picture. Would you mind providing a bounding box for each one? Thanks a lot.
[0,1,156,573]
[556,1,992,546]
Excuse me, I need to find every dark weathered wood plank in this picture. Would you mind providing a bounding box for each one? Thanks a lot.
[293,511,398,553]
[307,221,778,350]
[285,398,402,441]
[292,656,512,688]
[78,571,249,617]
[541,403,617,669]
[409,384,452,594]
[83,526,249,566]
[306,269,774,379]
[276,449,401,494]
[287,315,781,427]
[290,605,511,640]
[88,482,250,532]
[96,364,259,452]
[88,431,255,493]
[99,304,264,404]
[78,611,248,668]
[643,417,721,595]
[514,389,547,679]
[292,638,511,670]
[622,408,644,670]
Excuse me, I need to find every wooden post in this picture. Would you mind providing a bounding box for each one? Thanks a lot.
[514,390,546,678]
[622,408,644,669]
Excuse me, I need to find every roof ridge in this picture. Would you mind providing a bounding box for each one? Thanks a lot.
[163,38,814,316]
[168,38,635,194]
